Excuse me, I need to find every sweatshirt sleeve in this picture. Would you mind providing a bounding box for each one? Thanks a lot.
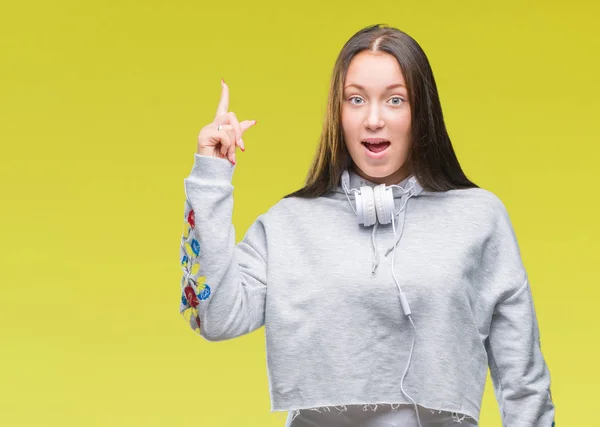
[178,154,268,341]
[482,197,556,427]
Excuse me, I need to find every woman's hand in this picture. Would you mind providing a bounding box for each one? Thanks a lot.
[197,79,257,165]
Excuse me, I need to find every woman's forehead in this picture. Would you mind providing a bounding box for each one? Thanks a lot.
[345,52,406,88]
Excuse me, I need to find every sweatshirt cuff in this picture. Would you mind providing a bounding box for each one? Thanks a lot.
[189,153,235,182]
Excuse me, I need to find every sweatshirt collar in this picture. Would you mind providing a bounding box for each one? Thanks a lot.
[336,168,418,198]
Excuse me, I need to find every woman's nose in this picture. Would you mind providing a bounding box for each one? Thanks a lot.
[365,107,384,129]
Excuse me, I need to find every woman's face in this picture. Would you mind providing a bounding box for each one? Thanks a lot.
[341,50,412,185]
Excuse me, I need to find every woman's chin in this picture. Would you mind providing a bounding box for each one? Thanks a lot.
[352,159,410,185]
[354,163,394,180]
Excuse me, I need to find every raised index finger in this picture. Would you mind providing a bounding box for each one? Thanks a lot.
[214,79,229,120]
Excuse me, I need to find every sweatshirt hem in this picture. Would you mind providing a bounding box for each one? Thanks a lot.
[271,400,479,424]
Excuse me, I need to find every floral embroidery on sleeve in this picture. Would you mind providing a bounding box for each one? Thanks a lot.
[179,203,211,335]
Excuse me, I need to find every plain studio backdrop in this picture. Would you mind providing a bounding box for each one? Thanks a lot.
[1,1,598,426]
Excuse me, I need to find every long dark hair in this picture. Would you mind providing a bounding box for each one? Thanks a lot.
[284,24,477,199]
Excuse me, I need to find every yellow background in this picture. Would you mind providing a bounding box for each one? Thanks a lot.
[1,1,598,426]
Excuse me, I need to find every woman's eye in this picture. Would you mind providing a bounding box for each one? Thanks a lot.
[348,96,404,105]
[348,96,363,105]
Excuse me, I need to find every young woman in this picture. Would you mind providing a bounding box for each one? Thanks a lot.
[179,24,556,427]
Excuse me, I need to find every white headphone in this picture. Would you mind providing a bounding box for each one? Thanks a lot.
[341,169,423,227]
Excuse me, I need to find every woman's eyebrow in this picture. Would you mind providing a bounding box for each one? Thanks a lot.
[344,83,406,90]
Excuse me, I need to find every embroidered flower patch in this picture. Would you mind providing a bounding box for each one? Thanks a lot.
[179,204,211,335]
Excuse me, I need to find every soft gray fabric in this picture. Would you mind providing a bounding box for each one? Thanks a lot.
[179,154,555,426]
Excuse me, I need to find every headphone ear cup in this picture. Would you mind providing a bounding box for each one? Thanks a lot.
[374,184,388,224]
[355,191,364,225]
[383,186,395,223]
[360,186,376,227]
[374,184,396,224]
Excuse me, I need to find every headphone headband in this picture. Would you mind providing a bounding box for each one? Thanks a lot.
[340,169,420,227]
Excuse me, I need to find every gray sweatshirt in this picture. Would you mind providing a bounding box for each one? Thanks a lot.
[179,154,556,426]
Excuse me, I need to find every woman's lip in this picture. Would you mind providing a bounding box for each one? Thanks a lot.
[362,141,390,159]
[362,138,390,143]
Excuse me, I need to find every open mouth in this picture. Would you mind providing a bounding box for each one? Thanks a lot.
[362,140,391,153]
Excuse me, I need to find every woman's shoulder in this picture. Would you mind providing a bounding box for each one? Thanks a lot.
[428,185,507,211]
[422,186,513,230]
[259,194,319,222]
